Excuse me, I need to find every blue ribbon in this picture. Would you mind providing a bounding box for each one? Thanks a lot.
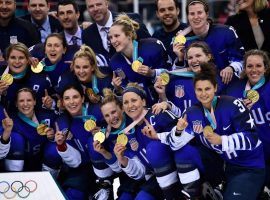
[243,76,265,97]
[75,104,96,122]
[203,96,217,129]
[92,75,99,94]
[18,112,45,128]
[41,60,57,72]
[12,69,27,79]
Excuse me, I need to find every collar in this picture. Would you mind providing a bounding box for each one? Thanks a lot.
[65,26,82,44]
[97,11,113,32]
[31,16,50,30]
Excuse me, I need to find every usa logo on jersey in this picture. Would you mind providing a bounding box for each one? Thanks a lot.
[129,138,139,151]
[175,85,185,98]
[192,120,203,134]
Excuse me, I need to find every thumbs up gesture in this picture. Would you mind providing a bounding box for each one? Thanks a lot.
[42,89,53,109]
[2,109,13,141]
[176,114,188,132]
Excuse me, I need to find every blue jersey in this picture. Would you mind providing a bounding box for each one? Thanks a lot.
[0,68,53,113]
[56,103,106,164]
[183,96,264,168]
[110,38,171,105]
[185,24,244,75]
[165,75,225,116]
[125,109,178,169]
[42,57,71,89]
[225,79,270,158]
[10,109,57,170]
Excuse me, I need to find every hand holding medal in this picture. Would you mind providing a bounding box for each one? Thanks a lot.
[174,35,187,45]
[203,125,213,137]
[84,119,96,132]
[160,72,170,86]
[132,57,144,72]
[116,133,128,146]
[246,89,259,104]
[94,130,106,143]
[203,125,222,145]
[1,73,13,85]
[31,61,44,73]
[36,123,47,136]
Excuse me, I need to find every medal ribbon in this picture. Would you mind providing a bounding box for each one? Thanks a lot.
[18,112,44,128]
[75,104,96,122]
[122,109,149,135]
[203,96,217,130]
[92,74,99,94]
[12,69,27,79]
[42,60,57,72]
[243,76,265,97]
[167,70,195,77]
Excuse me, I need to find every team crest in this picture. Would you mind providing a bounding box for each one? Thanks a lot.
[115,68,126,79]
[192,120,203,134]
[129,138,139,151]
[10,36,18,44]
[175,85,185,98]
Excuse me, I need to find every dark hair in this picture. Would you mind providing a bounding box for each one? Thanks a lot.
[16,88,37,102]
[241,49,270,79]
[57,0,79,13]
[101,88,122,109]
[193,62,217,87]
[186,41,214,63]
[44,33,67,49]
[186,0,209,14]
[60,84,84,99]
[155,0,179,10]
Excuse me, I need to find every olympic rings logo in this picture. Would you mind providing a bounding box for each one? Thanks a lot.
[0,180,37,199]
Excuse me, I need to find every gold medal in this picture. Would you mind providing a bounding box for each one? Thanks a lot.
[1,73,13,85]
[94,131,105,143]
[131,60,142,72]
[246,89,259,103]
[37,124,47,135]
[117,133,128,146]
[203,125,213,137]
[31,62,44,73]
[174,35,186,45]
[86,88,99,98]
[160,73,170,86]
[84,119,96,132]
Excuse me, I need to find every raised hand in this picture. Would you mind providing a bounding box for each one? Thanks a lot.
[42,89,53,109]
[112,71,123,90]
[54,122,66,146]
[220,66,233,84]
[176,114,188,131]
[141,118,158,140]
[2,109,13,141]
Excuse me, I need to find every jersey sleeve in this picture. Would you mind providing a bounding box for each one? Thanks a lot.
[221,98,261,153]
[57,143,81,168]
[0,136,10,159]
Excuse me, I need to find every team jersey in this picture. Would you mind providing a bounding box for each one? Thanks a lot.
[166,96,264,168]
[165,74,225,117]
[225,78,270,158]
[110,38,171,105]
[10,109,58,170]
[125,109,178,170]
[185,24,244,75]
[56,103,106,164]
[0,68,53,113]
[41,57,71,89]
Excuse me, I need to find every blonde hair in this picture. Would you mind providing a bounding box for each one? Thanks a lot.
[101,88,122,108]
[112,13,140,40]
[253,0,268,13]
[5,42,31,62]
[71,45,106,79]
